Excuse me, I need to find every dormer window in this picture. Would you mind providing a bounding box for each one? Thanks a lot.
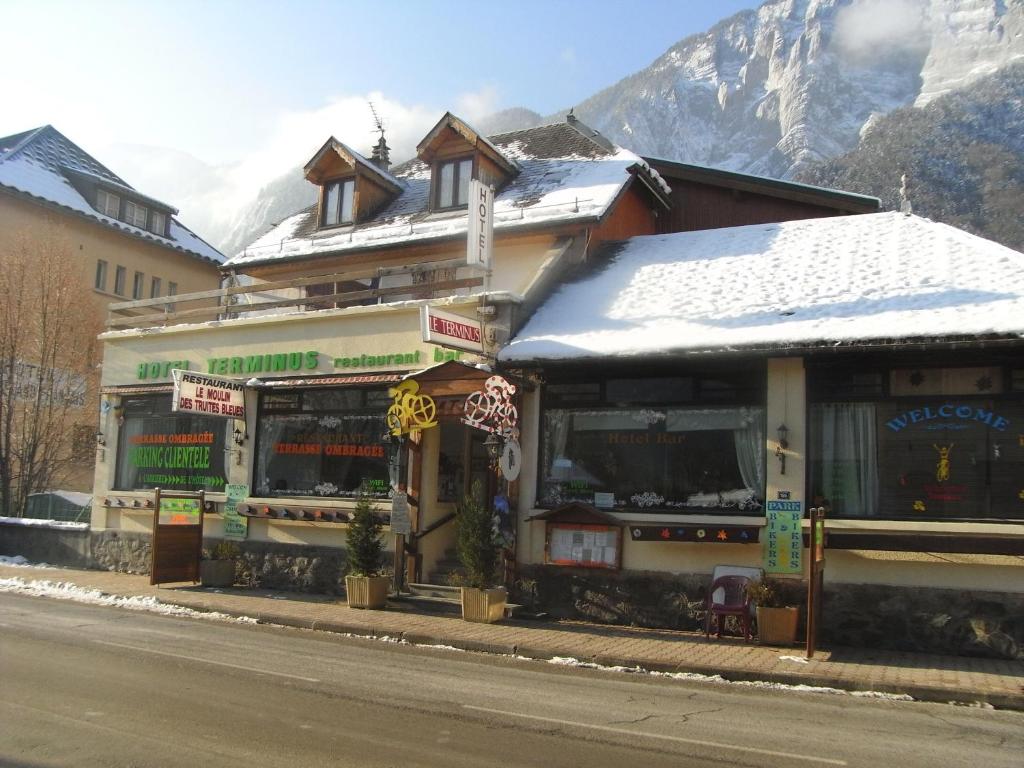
[150,210,166,237]
[97,188,120,218]
[322,178,355,227]
[124,200,148,229]
[437,157,473,209]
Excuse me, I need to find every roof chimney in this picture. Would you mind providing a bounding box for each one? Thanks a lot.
[370,135,390,172]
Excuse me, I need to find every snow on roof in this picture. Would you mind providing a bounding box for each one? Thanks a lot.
[228,121,659,267]
[0,125,224,264]
[499,212,1024,362]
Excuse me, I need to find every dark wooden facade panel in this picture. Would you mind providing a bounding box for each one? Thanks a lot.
[656,179,849,234]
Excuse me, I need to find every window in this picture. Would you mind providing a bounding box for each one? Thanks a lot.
[96,189,120,218]
[322,178,355,226]
[114,396,227,493]
[539,371,765,513]
[94,260,108,291]
[114,265,126,296]
[166,281,178,310]
[124,201,148,229]
[436,157,473,209]
[150,210,166,236]
[809,364,1024,521]
[151,276,162,298]
[132,271,145,300]
[254,388,391,499]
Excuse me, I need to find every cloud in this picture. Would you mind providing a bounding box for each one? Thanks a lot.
[834,0,928,60]
[104,87,501,248]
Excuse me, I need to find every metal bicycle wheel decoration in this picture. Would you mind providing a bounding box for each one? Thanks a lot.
[386,380,438,436]
[461,375,519,440]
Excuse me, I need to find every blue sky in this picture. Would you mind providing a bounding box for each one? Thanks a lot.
[2,0,761,164]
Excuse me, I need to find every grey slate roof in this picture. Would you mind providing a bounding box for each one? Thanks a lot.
[0,125,224,264]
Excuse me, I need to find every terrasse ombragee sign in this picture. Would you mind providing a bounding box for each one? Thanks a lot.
[885,403,1010,433]
[172,370,246,420]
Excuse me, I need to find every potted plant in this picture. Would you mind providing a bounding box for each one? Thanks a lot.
[746,577,800,645]
[200,540,239,587]
[455,483,506,623]
[345,486,389,609]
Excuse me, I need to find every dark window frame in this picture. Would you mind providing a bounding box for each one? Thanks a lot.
[537,366,767,515]
[253,386,392,500]
[807,358,1024,523]
[320,177,356,228]
[113,265,127,296]
[94,259,108,291]
[433,155,474,210]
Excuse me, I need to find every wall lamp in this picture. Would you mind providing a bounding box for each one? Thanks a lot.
[775,423,789,475]
[484,432,502,463]
[96,430,106,446]
[233,426,247,446]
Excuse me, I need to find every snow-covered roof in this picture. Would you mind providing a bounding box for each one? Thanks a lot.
[500,212,1024,363]
[228,120,669,268]
[304,136,404,191]
[0,125,224,264]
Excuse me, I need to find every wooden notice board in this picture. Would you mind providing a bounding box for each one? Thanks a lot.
[150,488,205,586]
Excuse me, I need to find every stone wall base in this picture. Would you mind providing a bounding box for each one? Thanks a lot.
[513,565,1023,661]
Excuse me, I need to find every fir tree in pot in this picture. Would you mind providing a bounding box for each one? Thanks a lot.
[455,482,506,623]
[345,486,389,609]
[746,577,800,645]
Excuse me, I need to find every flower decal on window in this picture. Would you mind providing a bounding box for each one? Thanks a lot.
[630,491,665,508]
[912,500,926,512]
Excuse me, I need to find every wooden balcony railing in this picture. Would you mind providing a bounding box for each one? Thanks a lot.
[106,258,484,330]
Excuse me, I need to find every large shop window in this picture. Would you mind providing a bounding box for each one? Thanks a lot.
[809,364,1024,521]
[115,396,228,493]
[540,374,765,514]
[254,388,391,499]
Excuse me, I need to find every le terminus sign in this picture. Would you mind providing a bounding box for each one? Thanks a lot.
[172,370,246,420]
[420,306,484,354]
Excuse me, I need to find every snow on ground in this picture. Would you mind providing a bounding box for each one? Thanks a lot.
[0,576,257,624]
[0,516,88,530]
[544,656,916,701]
[500,211,1024,362]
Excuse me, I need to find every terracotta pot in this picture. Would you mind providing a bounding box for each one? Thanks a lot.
[200,559,236,588]
[756,606,800,645]
[460,586,507,624]
[345,575,389,609]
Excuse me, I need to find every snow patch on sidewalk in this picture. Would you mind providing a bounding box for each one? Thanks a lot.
[544,655,915,702]
[0,576,257,625]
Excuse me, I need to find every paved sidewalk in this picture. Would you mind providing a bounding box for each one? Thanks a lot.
[2,563,1022,710]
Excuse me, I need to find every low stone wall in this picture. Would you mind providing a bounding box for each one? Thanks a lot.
[232,540,351,596]
[513,565,1023,660]
[92,530,152,574]
[0,522,92,569]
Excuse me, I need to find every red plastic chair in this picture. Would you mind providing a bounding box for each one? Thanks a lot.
[704,575,752,641]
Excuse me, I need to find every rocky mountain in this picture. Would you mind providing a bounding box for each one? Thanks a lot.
[567,0,1023,179]
[222,0,1024,257]
[796,62,1024,252]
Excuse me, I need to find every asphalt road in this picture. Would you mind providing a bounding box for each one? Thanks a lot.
[0,592,1021,768]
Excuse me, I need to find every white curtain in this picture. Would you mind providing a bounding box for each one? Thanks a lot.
[815,403,879,517]
[733,410,765,496]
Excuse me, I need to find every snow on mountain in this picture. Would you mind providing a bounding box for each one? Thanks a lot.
[569,0,1023,179]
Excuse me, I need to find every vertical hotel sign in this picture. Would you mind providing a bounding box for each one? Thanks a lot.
[172,370,246,420]
[420,306,484,354]
[763,500,803,574]
[467,178,493,270]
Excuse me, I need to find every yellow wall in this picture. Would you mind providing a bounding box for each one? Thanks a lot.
[0,193,221,493]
